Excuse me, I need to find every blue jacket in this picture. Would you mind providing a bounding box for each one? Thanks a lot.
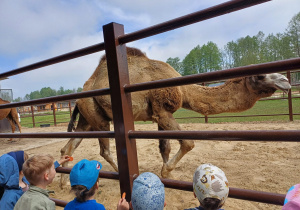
[0,154,29,210]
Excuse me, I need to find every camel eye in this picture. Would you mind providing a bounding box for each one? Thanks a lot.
[257,75,265,80]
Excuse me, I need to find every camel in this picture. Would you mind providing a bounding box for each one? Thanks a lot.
[60,47,291,186]
[0,98,22,141]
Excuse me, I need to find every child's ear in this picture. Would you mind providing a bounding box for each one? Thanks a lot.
[44,172,49,181]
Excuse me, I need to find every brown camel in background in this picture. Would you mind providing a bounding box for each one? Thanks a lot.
[60,47,291,186]
[0,98,22,141]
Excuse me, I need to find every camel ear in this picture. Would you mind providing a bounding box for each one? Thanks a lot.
[251,74,266,82]
[256,75,266,80]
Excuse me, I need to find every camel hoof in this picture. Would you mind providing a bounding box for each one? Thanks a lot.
[161,163,174,179]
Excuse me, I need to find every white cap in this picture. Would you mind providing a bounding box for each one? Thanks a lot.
[193,163,229,206]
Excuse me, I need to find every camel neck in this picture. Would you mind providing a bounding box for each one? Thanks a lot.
[181,82,258,116]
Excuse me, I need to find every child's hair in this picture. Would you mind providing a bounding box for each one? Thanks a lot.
[131,172,165,210]
[22,154,54,185]
[193,163,229,210]
[70,177,99,202]
[200,198,222,210]
[69,159,102,202]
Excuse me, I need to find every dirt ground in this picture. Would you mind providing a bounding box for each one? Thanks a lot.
[1,120,299,210]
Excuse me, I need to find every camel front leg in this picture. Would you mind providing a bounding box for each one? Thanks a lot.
[60,114,92,188]
[99,138,118,172]
[158,125,171,163]
[154,111,195,178]
[161,139,194,178]
[60,137,83,188]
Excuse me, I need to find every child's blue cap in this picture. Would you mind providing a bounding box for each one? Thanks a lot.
[131,172,165,210]
[70,159,102,190]
[7,151,24,172]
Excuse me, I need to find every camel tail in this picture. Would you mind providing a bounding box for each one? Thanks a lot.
[68,105,79,132]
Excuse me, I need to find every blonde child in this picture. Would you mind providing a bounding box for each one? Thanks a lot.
[14,154,69,210]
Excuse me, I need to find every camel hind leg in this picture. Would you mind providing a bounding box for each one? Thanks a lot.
[60,114,92,188]
[98,122,118,172]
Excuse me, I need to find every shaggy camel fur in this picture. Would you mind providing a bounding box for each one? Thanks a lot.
[60,47,291,185]
[0,98,22,141]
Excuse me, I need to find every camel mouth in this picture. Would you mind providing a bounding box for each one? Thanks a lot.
[275,83,291,94]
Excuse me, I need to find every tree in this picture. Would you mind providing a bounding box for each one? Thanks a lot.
[166,57,182,74]
[182,45,201,75]
[200,42,222,72]
[286,12,300,57]
[40,87,56,98]
[13,97,22,102]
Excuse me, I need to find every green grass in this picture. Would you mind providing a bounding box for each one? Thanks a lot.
[20,111,71,128]
[20,98,300,128]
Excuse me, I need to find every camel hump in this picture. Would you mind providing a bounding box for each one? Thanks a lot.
[99,47,146,63]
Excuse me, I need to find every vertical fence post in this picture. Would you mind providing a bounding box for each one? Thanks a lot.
[287,71,293,121]
[52,102,57,126]
[103,22,139,201]
[31,105,35,128]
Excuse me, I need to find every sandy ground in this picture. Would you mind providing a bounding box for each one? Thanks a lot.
[1,120,299,210]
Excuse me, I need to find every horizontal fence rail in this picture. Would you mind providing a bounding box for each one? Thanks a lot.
[124,58,300,93]
[0,0,270,81]
[1,58,300,110]
[55,167,285,206]
[1,130,300,143]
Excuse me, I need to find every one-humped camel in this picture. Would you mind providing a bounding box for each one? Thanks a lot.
[0,98,22,141]
[60,47,291,185]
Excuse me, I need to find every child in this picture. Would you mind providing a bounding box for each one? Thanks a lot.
[282,184,300,209]
[185,163,229,210]
[64,159,105,210]
[117,172,165,210]
[0,151,29,210]
[13,154,70,210]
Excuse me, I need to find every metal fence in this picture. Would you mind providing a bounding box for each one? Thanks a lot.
[1,0,300,207]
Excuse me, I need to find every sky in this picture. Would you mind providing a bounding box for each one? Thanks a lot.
[0,0,299,99]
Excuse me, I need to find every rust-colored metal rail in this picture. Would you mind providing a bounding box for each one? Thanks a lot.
[55,167,285,206]
[1,130,299,141]
[129,130,300,142]
[118,0,271,44]
[1,58,300,110]
[124,58,300,93]
[0,0,270,81]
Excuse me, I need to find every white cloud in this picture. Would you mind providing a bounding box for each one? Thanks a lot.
[0,0,102,55]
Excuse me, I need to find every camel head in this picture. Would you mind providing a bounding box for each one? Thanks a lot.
[246,73,291,98]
